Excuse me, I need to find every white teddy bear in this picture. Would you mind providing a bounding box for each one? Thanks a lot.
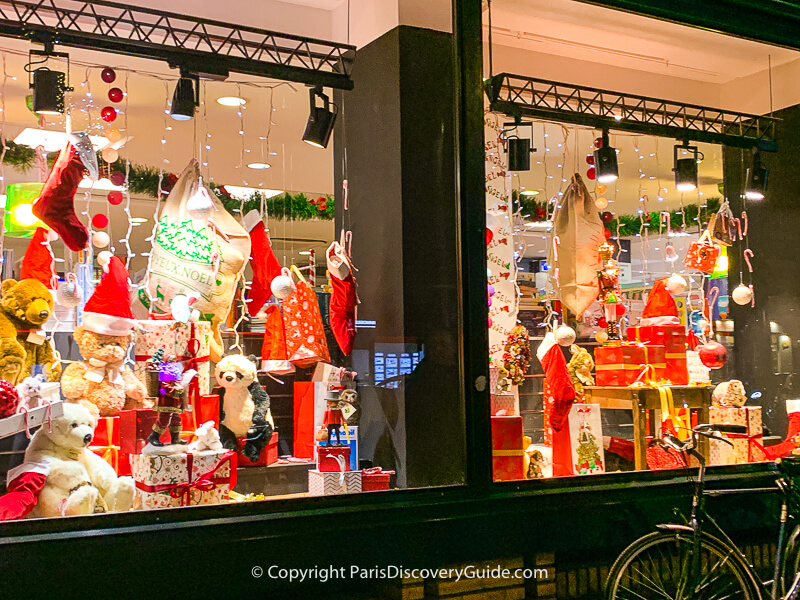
[189,421,224,452]
[16,374,46,413]
[22,402,135,517]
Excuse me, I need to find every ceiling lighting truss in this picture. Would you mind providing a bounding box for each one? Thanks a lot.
[486,73,778,152]
[0,0,355,89]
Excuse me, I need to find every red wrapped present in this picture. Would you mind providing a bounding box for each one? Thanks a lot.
[120,409,164,454]
[627,324,686,353]
[93,416,119,447]
[236,432,278,467]
[491,415,524,481]
[317,445,351,472]
[89,444,131,476]
[362,467,394,491]
[595,343,666,387]
[180,394,220,432]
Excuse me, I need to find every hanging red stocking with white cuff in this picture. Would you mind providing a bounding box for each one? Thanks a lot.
[242,210,283,317]
[537,332,576,431]
[326,240,358,356]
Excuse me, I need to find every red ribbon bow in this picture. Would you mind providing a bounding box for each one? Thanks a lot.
[135,451,237,506]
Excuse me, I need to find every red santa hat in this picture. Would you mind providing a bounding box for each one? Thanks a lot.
[640,277,680,327]
[20,227,57,289]
[81,255,137,336]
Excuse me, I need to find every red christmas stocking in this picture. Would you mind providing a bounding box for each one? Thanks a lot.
[242,210,282,317]
[32,143,89,252]
[537,332,576,431]
[326,241,357,356]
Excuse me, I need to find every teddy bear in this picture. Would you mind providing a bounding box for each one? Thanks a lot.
[20,402,134,518]
[16,373,46,412]
[61,325,147,417]
[0,278,61,384]
[188,420,224,452]
[215,354,274,463]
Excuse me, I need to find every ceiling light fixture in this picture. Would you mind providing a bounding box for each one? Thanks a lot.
[171,71,199,121]
[593,130,619,183]
[247,162,270,170]
[744,151,768,200]
[26,47,73,115]
[502,121,535,172]
[673,141,702,192]
[216,96,246,107]
[302,86,337,149]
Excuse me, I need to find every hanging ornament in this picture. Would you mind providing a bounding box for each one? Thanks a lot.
[486,228,493,245]
[586,167,596,180]
[270,268,295,299]
[108,87,123,103]
[596,183,607,195]
[595,197,608,210]
[101,67,116,84]
[110,171,126,186]
[585,155,594,165]
[92,231,110,248]
[698,341,727,369]
[92,214,109,229]
[101,147,119,164]
[105,127,121,143]
[56,273,83,308]
[186,186,216,221]
[665,245,678,263]
[604,228,612,240]
[615,303,626,317]
[555,325,576,346]
[107,190,123,205]
[487,284,496,297]
[666,274,687,295]
[101,106,117,122]
[97,251,113,268]
[601,211,614,223]
[595,330,609,344]
[732,284,754,306]
[594,137,604,148]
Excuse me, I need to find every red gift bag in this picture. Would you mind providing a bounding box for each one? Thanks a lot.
[684,230,720,274]
[282,265,330,368]
[293,382,316,459]
[260,304,294,374]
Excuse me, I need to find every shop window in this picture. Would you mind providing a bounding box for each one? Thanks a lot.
[0,3,465,521]
[484,0,800,481]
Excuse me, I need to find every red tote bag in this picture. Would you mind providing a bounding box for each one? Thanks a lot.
[282,265,330,368]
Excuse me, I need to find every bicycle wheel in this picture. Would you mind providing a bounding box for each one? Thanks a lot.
[606,530,759,600]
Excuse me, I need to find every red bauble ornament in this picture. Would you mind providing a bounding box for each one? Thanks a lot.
[601,211,614,223]
[108,87,124,103]
[604,228,612,239]
[107,190,123,205]
[92,214,109,229]
[486,228,493,245]
[101,106,117,122]
[595,137,604,149]
[0,380,19,418]
[598,317,607,328]
[110,171,126,186]
[698,341,728,369]
[101,67,116,84]
[616,303,627,317]
[586,167,596,180]
[585,155,595,165]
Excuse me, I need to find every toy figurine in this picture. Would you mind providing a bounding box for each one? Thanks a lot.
[597,241,622,340]
[321,388,358,446]
[146,360,197,448]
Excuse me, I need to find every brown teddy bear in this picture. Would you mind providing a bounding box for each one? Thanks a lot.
[61,255,146,417]
[0,279,61,383]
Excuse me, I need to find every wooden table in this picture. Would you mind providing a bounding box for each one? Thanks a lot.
[582,386,713,470]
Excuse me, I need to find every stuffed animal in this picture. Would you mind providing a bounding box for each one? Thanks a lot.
[189,420,224,452]
[0,403,134,519]
[61,256,147,417]
[712,380,747,407]
[0,278,61,383]
[16,374,46,412]
[215,354,274,463]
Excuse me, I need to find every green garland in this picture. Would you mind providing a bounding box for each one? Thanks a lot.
[1,141,335,221]
[512,189,721,237]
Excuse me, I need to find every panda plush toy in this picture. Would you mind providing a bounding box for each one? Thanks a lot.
[214,354,274,462]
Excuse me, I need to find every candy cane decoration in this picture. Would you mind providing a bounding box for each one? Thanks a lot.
[343,179,349,211]
[741,211,749,237]
[552,235,560,286]
[706,285,720,338]
[743,249,754,273]
[660,211,671,236]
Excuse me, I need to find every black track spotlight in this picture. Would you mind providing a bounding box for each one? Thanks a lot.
[302,86,337,148]
[745,151,768,200]
[26,49,72,115]
[171,71,199,121]
[593,130,619,183]
[673,141,701,192]
[501,121,535,172]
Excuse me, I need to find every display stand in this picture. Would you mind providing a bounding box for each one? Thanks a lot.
[0,400,64,440]
[583,386,712,470]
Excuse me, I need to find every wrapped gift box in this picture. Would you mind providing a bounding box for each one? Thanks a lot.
[627,325,688,384]
[491,415,524,481]
[709,405,765,465]
[308,469,362,496]
[317,425,358,470]
[236,431,278,467]
[567,404,605,475]
[89,444,131,476]
[180,394,220,432]
[595,343,666,387]
[134,320,211,397]
[687,351,711,384]
[361,468,394,491]
[120,409,166,454]
[317,445,351,472]
[131,449,237,509]
[93,416,120,447]
[491,394,517,416]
